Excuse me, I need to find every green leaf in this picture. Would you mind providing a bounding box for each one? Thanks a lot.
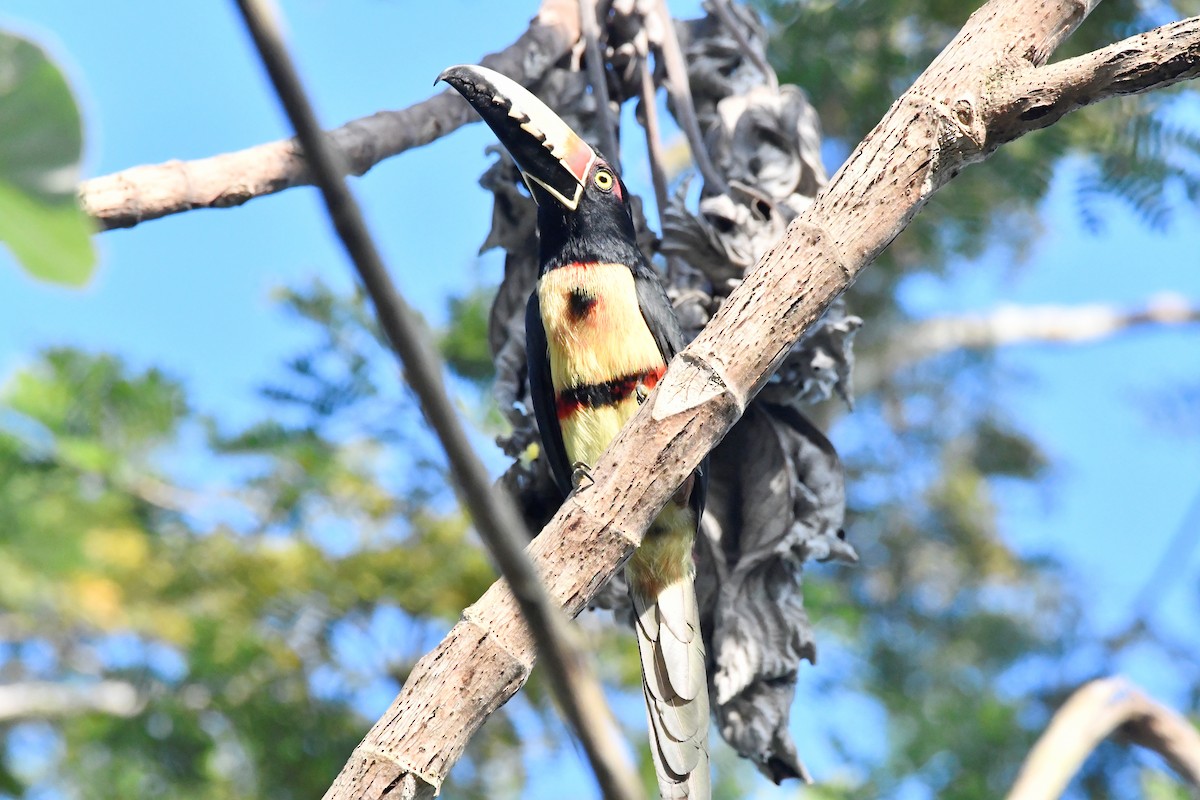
[0,180,95,285]
[0,31,95,285]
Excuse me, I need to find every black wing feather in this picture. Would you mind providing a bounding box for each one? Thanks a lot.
[526,291,573,499]
[632,264,708,522]
[632,264,688,360]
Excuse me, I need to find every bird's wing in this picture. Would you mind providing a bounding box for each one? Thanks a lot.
[633,264,688,360]
[526,290,573,498]
[633,265,708,522]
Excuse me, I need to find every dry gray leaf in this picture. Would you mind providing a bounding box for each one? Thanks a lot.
[761,297,863,408]
[498,451,563,536]
[661,180,788,290]
[709,84,827,202]
[478,151,538,360]
[698,403,855,782]
[676,9,768,129]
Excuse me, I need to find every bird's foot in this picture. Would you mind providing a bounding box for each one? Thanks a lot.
[571,462,594,491]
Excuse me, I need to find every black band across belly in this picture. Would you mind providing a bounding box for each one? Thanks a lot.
[555,365,665,420]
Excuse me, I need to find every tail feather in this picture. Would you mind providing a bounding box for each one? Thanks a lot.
[631,576,711,799]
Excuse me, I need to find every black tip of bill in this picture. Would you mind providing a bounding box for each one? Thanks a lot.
[435,64,471,89]
[435,64,596,212]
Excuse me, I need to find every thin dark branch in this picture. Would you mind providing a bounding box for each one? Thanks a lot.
[708,0,776,90]
[230,3,641,799]
[637,46,670,230]
[653,0,729,194]
[1116,484,1200,643]
[580,0,622,167]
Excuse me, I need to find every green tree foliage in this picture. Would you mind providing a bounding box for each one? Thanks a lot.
[0,291,521,799]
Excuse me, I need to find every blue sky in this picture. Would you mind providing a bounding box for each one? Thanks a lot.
[1,1,1198,798]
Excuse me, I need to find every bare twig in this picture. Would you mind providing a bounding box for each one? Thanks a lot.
[637,42,670,229]
[1006,677,1200,800]
[230,3,640,800]
[637,42,693,286]
[901,293,1199,359]
[707,0,777,90]
[79,0,580,231]
[855,294,1200,394]
[652,0,729,194]
[316,3,1200,797]
[580,0,622,167]
[0,681,143,721]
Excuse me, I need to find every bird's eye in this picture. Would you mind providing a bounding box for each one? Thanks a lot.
[593,169,615,192]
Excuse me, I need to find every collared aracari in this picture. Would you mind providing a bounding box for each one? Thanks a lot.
[440,65,711,799]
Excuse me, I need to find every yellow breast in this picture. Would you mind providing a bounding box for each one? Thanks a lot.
[536,263,665,467]
[537,263,665,392]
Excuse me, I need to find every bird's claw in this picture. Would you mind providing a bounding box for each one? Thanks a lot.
[571,462,594,491]
[635,382,650,405]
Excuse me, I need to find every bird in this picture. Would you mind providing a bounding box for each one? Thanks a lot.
[440,64,711,799]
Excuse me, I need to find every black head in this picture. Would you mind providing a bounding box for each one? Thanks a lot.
[535,156,642,271]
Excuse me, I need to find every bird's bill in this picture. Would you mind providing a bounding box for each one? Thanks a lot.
[438,64,596,211]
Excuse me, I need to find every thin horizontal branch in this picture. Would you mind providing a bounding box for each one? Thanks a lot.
[855,294,1200,394]
[0,680,143,722]
[1006,677,1200,800]
[78,0,580,231]
[990,15,1200,146]
[909,293,1200,351]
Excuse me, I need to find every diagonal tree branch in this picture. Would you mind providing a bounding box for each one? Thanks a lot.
[322,3,1200,799]
[1006,677,1200,800]
[324,1,1200,800]
[229,2,639,799]
[78,0,581,231]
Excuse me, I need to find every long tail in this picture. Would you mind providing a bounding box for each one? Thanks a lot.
[629,563,710,799]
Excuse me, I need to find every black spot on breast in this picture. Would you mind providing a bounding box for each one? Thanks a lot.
[567,287,597,321]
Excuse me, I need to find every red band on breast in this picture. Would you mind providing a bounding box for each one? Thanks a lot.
[555,365,667,420]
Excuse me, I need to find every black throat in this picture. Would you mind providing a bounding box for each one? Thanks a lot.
[536,193,643,273]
